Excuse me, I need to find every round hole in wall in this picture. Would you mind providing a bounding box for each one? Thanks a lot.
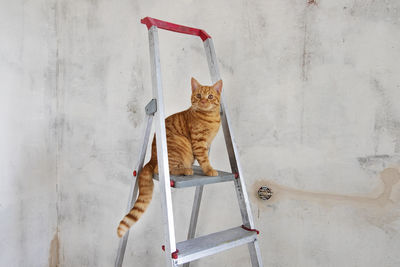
[257,186,272,200]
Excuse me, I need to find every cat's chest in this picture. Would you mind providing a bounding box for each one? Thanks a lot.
[190,116,220,137]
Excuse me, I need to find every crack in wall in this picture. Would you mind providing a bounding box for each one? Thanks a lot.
[300,2,317,143]
[50,1,64,266]
[371,79,400,153]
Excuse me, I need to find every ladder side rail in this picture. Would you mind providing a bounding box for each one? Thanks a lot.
[203,38,255,228]
[203,38,264,267]
[248,242,264,267]
[187,185,204,240]
[182,185,204,267]
[125,114,154,212]
[148,26,177,267]
[115,112,154,267]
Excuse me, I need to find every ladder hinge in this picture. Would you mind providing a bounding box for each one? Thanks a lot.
[145,99,157,115]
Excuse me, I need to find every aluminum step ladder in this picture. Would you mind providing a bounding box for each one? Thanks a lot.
[115,17,263,267]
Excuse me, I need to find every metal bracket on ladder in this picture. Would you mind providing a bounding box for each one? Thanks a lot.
[145,99,157,115]
[115,17,263,267]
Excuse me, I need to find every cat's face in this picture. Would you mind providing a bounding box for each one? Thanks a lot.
[190,78,223,112]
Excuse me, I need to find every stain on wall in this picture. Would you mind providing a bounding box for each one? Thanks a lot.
[252,167,400,208]
[49,232,60,267]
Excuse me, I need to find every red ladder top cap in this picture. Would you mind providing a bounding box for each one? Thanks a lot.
[141,17,211,41]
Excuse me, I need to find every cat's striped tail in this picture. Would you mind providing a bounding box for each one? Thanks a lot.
[117,162,155,238]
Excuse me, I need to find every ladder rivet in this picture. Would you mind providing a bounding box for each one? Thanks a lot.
[133,170,137,177]
[171,249,179,259]
[161,245,179,259]
[234,173,239,179]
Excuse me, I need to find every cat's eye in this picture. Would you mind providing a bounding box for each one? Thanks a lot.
[208,95,213,99]
[196,94,201,98]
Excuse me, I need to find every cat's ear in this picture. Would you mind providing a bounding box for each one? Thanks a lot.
[213,80,223,94]
[191,77,201,92]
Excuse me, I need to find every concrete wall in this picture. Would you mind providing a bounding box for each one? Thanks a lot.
[1,0,400,266]
[0,1,58,266]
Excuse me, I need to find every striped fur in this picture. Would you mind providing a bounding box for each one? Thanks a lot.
[117,78,222,237]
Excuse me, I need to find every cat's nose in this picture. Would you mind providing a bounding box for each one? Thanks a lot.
[200,99,207,104]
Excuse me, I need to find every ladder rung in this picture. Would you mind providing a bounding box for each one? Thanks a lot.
[173,226,258,265]
[153,166,236,188]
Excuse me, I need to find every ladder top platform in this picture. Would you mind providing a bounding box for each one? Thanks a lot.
[154,166,236,188]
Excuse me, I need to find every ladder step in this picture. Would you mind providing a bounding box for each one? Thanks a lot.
[173,226,258,265]
[154,166,236,188]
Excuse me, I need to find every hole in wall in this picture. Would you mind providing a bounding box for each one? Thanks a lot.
[257,186,273,200]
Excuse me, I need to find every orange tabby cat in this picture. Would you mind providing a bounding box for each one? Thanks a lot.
[117,78,223,237]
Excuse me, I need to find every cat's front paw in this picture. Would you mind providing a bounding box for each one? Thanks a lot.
[205,168,218,176]
[183,168,194,176]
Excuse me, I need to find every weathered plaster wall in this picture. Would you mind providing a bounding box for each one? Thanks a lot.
[0,1,58,266]
[1,0,400,266]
